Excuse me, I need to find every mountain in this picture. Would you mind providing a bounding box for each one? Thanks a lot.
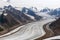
[4,5,34,23]
[49,18,60,35]
[40,8,60,19]
[0,5,35,35]
[49,8,60,17]
[40,8,50,12]
[21,7,42,20]
[41,8,60,17]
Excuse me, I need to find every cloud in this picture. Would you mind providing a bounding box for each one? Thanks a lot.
[1,0,60,9]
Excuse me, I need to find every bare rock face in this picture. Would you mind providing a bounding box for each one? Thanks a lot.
[49,18,60,35]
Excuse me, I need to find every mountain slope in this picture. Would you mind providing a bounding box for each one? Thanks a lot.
[0,5,34,35]
[22,7,42,20]
[49,18,60,35]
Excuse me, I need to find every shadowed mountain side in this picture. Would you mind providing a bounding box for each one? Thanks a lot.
[0,12,20,35]
[49,18,60,35]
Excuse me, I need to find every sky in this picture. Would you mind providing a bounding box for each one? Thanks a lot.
[1,0,60,9]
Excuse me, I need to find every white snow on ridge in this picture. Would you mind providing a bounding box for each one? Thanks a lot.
[24,13,35,20]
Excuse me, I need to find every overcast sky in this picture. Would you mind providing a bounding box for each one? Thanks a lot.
[1,0,60,9]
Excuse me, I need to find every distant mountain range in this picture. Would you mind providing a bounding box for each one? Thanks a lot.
[40,8,50,12]
[40,8,60,18]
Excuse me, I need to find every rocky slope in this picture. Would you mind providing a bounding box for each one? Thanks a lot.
[0,5,36,35]
[49,18,60,36]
